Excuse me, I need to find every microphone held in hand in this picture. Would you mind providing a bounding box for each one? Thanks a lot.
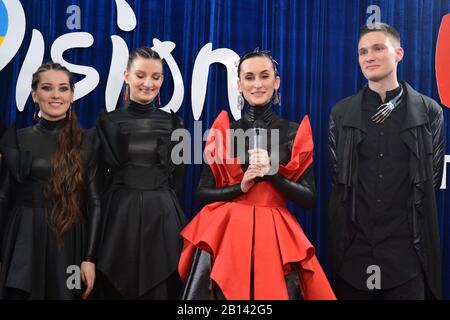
[252,120,267,182]
[252,120,267,150]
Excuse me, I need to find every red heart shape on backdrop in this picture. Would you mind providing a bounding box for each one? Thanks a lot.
[436,14,450,108]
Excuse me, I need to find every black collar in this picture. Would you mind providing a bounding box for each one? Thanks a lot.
[342,81,428,132]
[126,99,156,115]
[365,84,403,105]
[242,103,277,127]
[37,117,68,133]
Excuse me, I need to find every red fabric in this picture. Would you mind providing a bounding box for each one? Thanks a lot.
[179,111,336,300]
[436,14,450,108]
[203,111,243,186]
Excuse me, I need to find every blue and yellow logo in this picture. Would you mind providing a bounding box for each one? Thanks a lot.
[0,1,7,45]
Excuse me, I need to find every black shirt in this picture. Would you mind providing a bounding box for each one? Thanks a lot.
[99,99,185,196]
[339,85,422,290]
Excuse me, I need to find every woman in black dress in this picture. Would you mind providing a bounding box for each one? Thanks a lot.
[0,62,101,300]
[95,47,186,299]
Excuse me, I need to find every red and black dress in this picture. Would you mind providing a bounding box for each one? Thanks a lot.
[179,105,336,300]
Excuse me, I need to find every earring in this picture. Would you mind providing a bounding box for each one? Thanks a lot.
[32,103,39,121]
[237,93,244,110]
[124,83,129,102]
[158,93,161,106]
[272,89,281,106]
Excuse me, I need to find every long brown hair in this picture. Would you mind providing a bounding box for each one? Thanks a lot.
[31,62,85,242]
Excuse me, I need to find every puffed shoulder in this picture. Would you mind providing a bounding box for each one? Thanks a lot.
[0,124,20,148]
[81,127,102,163]
[170,110,185,129]
[83,127,100,148]
[96,109,114,125]
[278,115,314,181]
[95,111,129,167]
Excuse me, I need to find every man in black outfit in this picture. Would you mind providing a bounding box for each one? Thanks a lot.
[328,22,445,300]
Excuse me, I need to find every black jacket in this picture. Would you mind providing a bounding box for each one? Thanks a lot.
[328,81,445,299]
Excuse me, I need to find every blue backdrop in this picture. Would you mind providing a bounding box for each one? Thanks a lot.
[1,0,449,298]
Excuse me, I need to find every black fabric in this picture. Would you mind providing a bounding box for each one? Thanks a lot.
[242,102,277,125]
[328,81,445,299]
[196,166,244,207]
[339,84,422,290]
[356,85,410,243]
[95,270,181,300]
[182,248,304,300]
[266,167,315,209]
[0,120,101,299]
[39,117,68,131]
[181,248,214,300]
[127,100,155,115]
[335,273,425,300]
[96,101,186,299]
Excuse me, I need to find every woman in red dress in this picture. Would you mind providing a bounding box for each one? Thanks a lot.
[179,50,335,300]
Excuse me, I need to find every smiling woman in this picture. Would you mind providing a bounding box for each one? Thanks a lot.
[95,46,187,300]
[0,62,102,300]
[31,69,73,121]
[179,50,336,300]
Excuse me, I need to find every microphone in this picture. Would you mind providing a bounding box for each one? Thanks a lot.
[251,120,267,182]
[252,120,267,150]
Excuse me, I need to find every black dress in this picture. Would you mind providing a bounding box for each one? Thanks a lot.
[0,118,101,300]
[95,100,186,299]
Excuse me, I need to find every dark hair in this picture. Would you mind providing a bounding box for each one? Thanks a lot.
[31,62,84,243]
[126,46,162,71]
[31,61,74,92]
[359,22,401,44]
[237,49,279,78]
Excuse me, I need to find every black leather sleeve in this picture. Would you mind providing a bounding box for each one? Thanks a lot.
[196,165,244,207]
[83,132,102,263]
[328,112,338,187]
[266,165,316,209]
[428,99,445,189]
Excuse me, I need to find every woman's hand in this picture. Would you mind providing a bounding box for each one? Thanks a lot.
[80,261,96,300]
[240,164,264,193]
[249,149,271,175]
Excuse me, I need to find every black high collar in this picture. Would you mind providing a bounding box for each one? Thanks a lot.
[127,99,156,114]
[38,117,68,133]
[242,102,276,126]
